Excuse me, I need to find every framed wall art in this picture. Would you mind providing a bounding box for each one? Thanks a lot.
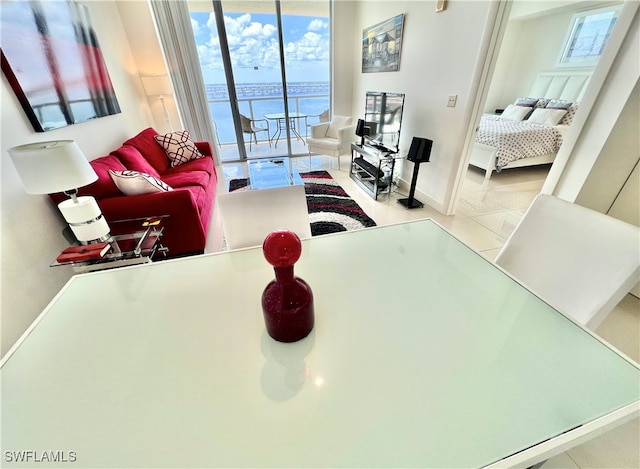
[362,14,405,73]
[556,5,621,68]
[0,0,121,132]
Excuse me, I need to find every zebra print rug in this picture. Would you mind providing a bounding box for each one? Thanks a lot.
[228,170,377,236]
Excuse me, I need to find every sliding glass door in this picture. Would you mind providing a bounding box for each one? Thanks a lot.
[189,0,330,163]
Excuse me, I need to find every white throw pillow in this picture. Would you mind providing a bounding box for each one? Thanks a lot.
[154,130,204,167]
[500,104,531,121]
[326,116,352,139]
[527,108,567,126]
[109,170,173,195]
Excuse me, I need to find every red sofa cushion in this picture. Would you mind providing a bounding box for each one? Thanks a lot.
[162,155,215,176]
[111,145,160,178]
[162,171,211,191]
[122,127,171,174]
[83,155,127,198]
[97,190,207,257]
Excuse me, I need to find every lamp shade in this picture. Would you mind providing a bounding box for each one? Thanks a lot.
[8,140,97,194]
[140,75,172,96]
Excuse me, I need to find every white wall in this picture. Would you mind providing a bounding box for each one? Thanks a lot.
[332,2,356,116]
[547,4,639,210]
[0,1,154,356]
[345,1,494,213]
[485,5,595,113]
[576,80,639,217]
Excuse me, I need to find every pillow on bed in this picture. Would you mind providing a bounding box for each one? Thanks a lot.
[559,102,579,126]
[527,108,567,125]
[514,97,539,107]
[500,104,531,121]
[534,98,551,109]
[546,99,573,110]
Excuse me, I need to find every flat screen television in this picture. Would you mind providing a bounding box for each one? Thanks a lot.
[362,91,405,153]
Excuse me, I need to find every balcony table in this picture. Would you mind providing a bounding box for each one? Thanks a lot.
[264,112,307,147]
[1,220,638,468]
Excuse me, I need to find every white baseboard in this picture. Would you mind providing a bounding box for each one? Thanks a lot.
[396,177,447,214]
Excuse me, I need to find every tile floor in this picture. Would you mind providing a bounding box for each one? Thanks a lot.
[208,155,639,468]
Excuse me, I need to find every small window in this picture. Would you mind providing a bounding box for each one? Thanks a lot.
[556,4,622,68]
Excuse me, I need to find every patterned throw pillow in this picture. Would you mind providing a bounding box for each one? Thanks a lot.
[108,170,173,195]
[559,102,579,126]
[534,98,551,109]
[154,130,204,167]
[527,108,567,126]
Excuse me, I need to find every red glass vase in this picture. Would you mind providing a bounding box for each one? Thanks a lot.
[261,230,314,342]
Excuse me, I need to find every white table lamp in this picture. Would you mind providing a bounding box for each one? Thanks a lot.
[8,140,111,243]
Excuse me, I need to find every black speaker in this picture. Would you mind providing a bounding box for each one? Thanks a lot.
[407,137,433,163]
[355,119,367,137]
[398,136,432,209]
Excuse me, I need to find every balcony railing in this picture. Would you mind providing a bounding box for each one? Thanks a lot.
[208,91,329,162]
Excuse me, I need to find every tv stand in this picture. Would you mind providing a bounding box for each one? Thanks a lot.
[349,143,399,200]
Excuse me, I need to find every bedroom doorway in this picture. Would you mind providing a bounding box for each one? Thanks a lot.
[451,0,627,227]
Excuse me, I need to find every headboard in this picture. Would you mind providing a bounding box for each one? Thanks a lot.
[528,71,592,101]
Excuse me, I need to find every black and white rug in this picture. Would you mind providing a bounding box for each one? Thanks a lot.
[228,170,377,236]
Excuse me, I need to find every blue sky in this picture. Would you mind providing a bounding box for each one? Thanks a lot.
[190,11,329,84]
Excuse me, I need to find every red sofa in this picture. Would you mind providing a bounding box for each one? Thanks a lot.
[51,128,218,258]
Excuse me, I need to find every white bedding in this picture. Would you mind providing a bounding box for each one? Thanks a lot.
[476,114,567,169]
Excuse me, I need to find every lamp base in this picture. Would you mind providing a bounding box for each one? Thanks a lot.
[58,196,111,243]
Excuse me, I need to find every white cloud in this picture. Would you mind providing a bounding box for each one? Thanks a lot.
[285,31,328,61]
[308,19,327,32]
[191,11,329,82]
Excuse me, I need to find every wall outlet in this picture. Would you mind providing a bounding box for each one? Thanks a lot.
[447,95,457,107]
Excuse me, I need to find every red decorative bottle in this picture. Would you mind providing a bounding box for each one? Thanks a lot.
[261,230,314,342]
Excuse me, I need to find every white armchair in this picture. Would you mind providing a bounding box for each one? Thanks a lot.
[307,115,355,169]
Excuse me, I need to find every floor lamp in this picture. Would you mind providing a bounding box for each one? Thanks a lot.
[141,75,173,131]
[8,141,111,244]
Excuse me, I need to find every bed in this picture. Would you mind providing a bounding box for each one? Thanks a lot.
[469,71,592,179]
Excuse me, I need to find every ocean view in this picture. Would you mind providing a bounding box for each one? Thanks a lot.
[206,82,330,144]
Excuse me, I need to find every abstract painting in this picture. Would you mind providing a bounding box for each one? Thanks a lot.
[1,1,120,132]
[362,14,404,73]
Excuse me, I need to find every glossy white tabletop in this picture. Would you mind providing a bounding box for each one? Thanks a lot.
[2,220,638,468]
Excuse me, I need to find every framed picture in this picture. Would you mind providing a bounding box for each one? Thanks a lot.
[362,14,405,73]
[0,0,120,132]
[556,5,621,67]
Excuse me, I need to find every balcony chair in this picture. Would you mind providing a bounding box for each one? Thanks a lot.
[307,115,355,169]
[211,120,221,148]
[494,194,640,330]
[240,114,270,151]
[305,109,329,137]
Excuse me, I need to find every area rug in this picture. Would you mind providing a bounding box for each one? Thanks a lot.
[228,170,377,236]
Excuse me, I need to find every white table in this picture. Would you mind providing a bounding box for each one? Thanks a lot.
[2,220,638,467]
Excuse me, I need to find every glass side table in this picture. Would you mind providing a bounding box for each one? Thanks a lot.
[247,157,304,190]
[52,216,168,273]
